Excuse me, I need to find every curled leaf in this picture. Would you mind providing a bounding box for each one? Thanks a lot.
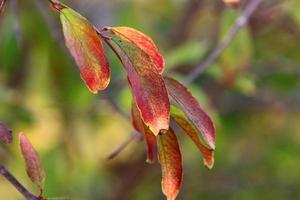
[0,122,12,144]
[104,34,170,135]
[164,76,215,149]
[157,128,182,200]
[103,26,165,73]
[131,101,157,163]
[171,106,214,169]
[51,0,110,93]
[19,133,45,192]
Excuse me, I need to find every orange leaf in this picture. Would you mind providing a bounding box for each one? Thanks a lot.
[103,26,165,73]
[104,34,170,135]
[171,106,214,169]
[0,122,12,144]
[165,77,216,149]
[19,133,45,192]
[131,101,157,163]
[157,129,182,200]
[51,0,110,93]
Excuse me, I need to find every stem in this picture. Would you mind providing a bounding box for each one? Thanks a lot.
[0,165,40,200]
[47,0,66,12]
[107,132,143,160]
[184,0,263,84]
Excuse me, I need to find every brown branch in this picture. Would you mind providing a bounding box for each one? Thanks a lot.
[0,0,6,15]
[106,132,143,160]
[101,91,130,120]
[184,0,264,85]
[0,165,41,200]
[10,0,23,47]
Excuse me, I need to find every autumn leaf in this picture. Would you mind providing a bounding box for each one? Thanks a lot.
[131,101,157,163]
[157,129,182,200]
[103,34,170,135]
[50,0,110,93]
[19,133,46,193]
[0,122,12,144]
[171,106,214,169]
[103,26,165,73]
[164,76,216,149]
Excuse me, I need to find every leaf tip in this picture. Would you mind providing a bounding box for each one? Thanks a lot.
[146,158,155,164]
[19,132,26,144]
[204,157,215,170]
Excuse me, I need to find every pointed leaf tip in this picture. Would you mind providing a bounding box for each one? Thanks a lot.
[157,129,182,200]
[103,26,165,73]
[165,77,216,149]
[0,122,12,144]
[57,3,110,93]
[19,133,45,192]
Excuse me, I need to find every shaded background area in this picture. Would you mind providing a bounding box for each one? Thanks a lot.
[1,0,300,199]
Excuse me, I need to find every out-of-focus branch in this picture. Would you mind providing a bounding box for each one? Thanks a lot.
[106,132,143,160]
[33,0,65,50]
[101,91,130,120]
[0,0,6,15]
[0,165,41,200]
[184,0,263,84]
[10,0,23,46]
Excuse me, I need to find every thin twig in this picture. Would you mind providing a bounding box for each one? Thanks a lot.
[0,165,40,200]
[101,91,130,120]
[184,0,263,85]
[106,132,143,160]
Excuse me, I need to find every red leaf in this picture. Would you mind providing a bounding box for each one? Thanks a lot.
[103,26,165,73]
[171,106,214,169]
[51,0,110,93]
[0,122,12,144]
[164,77,216,149]
[157,129,182,200]
[19,133,45,192]
[131,101,157,163]
[104,34,170,135]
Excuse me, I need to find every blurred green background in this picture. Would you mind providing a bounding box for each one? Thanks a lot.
[1,0,300,199]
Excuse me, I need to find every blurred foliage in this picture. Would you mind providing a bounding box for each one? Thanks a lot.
[1,0,300,199]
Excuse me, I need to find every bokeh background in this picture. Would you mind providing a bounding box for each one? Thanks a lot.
[1,0,300,199]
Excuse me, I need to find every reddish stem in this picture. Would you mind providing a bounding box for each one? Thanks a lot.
[0,165,40,200]
[48,0,65,12]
